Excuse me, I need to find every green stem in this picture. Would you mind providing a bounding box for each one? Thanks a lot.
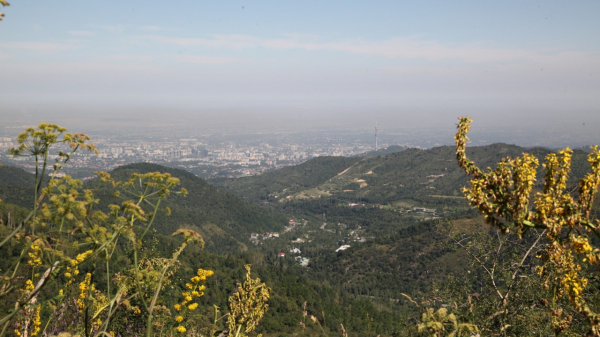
[140,199,161,241]
[2,240,29,281]
[52,144,79,179]
[133,240,150,313]
[0,313,14,336]
[145,241,187,337]
[50,217,66,268]
[581,220,600,241]
[106,250,111,308]
[36,148,49,198]
[0,223,23,248]
[34,154,40,211]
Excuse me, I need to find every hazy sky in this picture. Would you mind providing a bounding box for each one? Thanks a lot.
[1,1,600,134]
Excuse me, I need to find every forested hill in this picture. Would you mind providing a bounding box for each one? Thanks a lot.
[0,165,37,187]
[0,163,288,254]
[0,165,36,207]
[104,163,290,253]
[212,143,594,208]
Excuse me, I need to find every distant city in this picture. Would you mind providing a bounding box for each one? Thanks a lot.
[0,125,393,179]
[1,116,598,180]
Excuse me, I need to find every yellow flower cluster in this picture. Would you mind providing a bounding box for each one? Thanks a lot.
[456,117,543,236]
[74,250,94,264]
[11,304,42,337]
[63,264,79,281]
[27,242,43,267]
[571,235,598,264]
[194,268,214,283]
[572,236,593,255]
[25,279,34,293]
[172,268,213,333]
[41,176,88,226]
[77,273,93,310]
[561,269,588,302]
[31,306,42,336]
[64,250,92,288]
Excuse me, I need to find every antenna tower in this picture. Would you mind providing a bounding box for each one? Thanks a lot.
[375,121,378,151]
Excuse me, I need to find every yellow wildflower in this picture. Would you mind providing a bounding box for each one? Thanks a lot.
[25,279,34,293]
[196,268,214,283]
[76,250,93,263]
[28,243,42,267]
[31,306,42,336]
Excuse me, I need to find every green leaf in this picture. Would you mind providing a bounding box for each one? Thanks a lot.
[522,220,535,227]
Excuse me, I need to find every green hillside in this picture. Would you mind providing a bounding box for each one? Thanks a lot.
[101,163,290,253]
[357,145,407,157]
[0,163,289,254]
[0,165,36,208]
[0,165,37,187]
[215,143,593,210]
[212,156,362,202]
[208,142,599,324]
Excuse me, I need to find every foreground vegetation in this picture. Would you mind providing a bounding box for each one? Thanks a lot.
[451,117,600,336]
[0,124,270,336]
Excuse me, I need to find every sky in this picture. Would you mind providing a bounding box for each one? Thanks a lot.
[1,1,600,137]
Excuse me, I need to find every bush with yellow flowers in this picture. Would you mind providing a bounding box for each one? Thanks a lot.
[169,268,214,335]
[455,117,600,336]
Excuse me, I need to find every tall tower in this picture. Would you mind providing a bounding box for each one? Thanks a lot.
[375,121,378,152]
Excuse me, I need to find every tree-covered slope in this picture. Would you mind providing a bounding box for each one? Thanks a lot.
[0,163,289,254]
[0,165,36,208]
[100,163,289,253]
[0,165,36,187]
